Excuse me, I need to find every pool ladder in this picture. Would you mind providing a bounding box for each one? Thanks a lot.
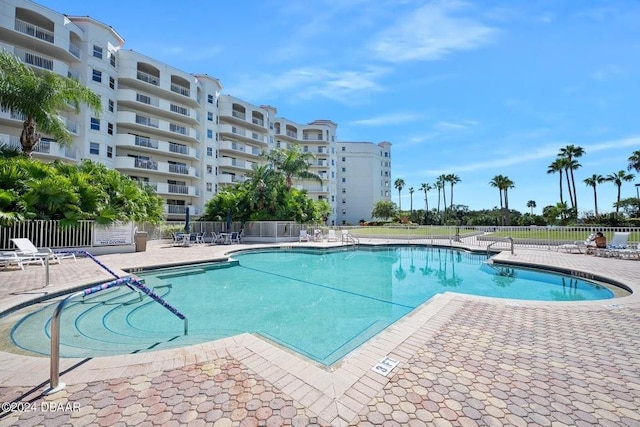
[486,236,514,257]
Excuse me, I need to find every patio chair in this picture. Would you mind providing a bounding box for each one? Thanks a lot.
[194,232,206,244]
[616,243,640,260]
[326,229,338,242]
[229,231,240,244]
[299,230,310,242]
[558,234,594,254]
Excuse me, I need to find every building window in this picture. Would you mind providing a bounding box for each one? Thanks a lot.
[206,183,212,192]
[107,123,113,135]
[331,196,335,202]
[342,188,346,193]
[207,129,213,138]
[342,198,346,204]
[108,99,114,112]
[109,77,115,90]
[93,45,103,59]
[341,177,346,183]
[208,94,214,104]
[208,112,213,121]
[207,147,213,156]
[92,69,102,83]
[303,146,308,152]
[206,165,212,174]
[109,52,116,67]
[107,146,113,158]
[90,118,100,130]
[342,157,346,162]
[341,167,346,172]
[89,142,99,155]
[341,146,346,151]
[341,209,346,215]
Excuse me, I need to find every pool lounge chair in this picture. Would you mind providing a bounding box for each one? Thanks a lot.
[0,251,45,270]
[595,232,630,257]
[616,243,640,260]
[558,234,594,254]
[10,238,75,264]
[299,230,310,242]
[326,229,338,242]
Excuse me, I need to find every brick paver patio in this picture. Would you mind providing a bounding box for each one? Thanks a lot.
[0,239,639,426]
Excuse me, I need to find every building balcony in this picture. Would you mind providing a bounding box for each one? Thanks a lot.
[117,134,199,159]
[118,89,199,124]
[294,185,329,193]
[0,134,77,161]
[218,157,257,172]
[218,124,268,147]
[218,174,246,185]
[116,111,200,143]
[114,156,199,178]
[218,140,262,158]
[150,182,199,197]
[218,106,268,132]
[274,129,300,141]
[164,204,199,216]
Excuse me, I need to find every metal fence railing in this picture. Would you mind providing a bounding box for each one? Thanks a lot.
[2,221,639,251]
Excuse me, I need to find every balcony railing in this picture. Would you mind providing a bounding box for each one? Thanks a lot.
[135,136,159,149]
[34,140,51,154]
[15,48,53,71]
[232,110,246,120]
[170,104,189,116]
[14,18,54,43]
[169,164,189,175]
[137,70,159,86]
[168,184,189,194]
[68,42,80,59]
[170,123,187,135]
[252,132,264,142]
[135,158,158,170]
[286,130,297,138]
[169,142,188,155]
[166,205,190,214]
[303,134,324,141]
[170,83,190,97]
[252,117,264,126]
[136,115,159,128]
[136,93,158,106]
[231,127,246,136]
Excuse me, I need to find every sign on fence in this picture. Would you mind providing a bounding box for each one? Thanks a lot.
[93,222,134,246]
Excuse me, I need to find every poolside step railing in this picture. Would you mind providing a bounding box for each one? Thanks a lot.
[45,250,188,395]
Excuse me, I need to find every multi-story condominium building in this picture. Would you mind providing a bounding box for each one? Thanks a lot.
[0,0,390,225]
[336,141,392,225]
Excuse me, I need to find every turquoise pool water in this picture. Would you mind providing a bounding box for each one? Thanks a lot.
[9,247,613,365]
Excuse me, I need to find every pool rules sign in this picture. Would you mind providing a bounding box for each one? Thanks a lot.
[372,356,399,376]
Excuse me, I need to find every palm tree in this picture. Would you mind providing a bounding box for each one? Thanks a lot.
[605,170,635,214]
[628,150,640,173]
[0,50,102,156]
[445,173,461,209]
[263,145,321,190]
[547,158,566,205]
[558,145,585,211]
[408,187,414,213]
[435,180,443,215]
[583,174,605,217]
[394,178,405,211]
[438,174,448,212]
[526,200,536,215]
[420,183,431,212]
[489,175,514,225]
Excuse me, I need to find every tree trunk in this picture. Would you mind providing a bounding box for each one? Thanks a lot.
[21,117,40,157]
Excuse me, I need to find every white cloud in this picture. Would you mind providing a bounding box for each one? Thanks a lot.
[369,0,497,62]
[350,112,424,126]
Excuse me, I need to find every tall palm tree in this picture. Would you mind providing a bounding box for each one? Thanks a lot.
[0,50,102,156]
[547,158,566,205]
[408,187,414,213]
[489,175,505,223]
[489,175,514,225]
[502,176,515,226]
[526,200,536,215]
[558,145,585,211]
[605,170,635,213]
[438,174,448,212]
[445,173,461,209]
[394,178,405,211]
[628,150,640,173]
[420,183,431,212]
[583,174,605,216]
[435,180,443,215]
[263,145,321,190]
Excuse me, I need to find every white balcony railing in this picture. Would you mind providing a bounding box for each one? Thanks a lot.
[14,19,54,43]
[137,70,159,86]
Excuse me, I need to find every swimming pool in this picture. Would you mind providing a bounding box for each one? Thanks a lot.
[8,246,614,365]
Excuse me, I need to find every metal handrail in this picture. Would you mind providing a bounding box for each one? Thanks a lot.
[486,236,514,256]
[45,251,188,395]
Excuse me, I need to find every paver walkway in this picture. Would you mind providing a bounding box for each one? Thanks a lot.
[0,239,639,426]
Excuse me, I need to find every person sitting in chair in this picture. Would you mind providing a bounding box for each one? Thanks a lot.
[588,232,607,249]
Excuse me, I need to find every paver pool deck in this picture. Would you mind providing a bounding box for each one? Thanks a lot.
[0,238,639,426]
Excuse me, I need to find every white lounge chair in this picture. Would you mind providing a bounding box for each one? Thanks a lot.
[313,229,323,242]
[0,251,45,270]
[10,238,75,264]
[326,229,338,242]
[617,243,640,260]
[596,232,630,257]
[558,234,594,254]
[299,230,310,242]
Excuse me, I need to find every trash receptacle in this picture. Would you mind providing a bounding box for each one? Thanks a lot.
[135,231,148,252]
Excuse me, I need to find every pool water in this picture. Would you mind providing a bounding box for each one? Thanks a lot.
[9,247,613,365]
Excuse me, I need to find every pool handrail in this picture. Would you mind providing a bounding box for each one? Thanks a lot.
[45,251,189,395]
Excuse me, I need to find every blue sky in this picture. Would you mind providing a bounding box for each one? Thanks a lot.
[36,0,640,214]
